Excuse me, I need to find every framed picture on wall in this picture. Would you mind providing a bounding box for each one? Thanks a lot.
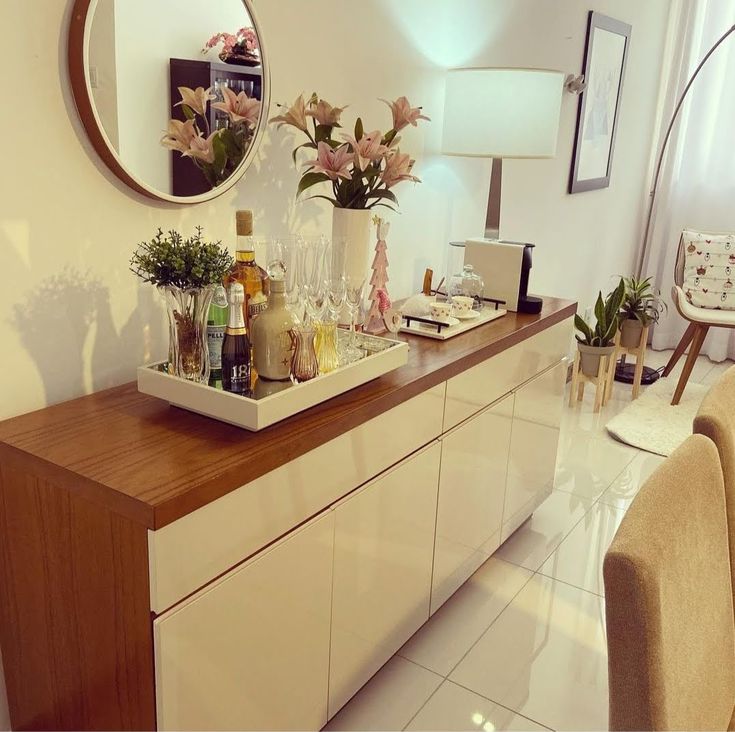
[569,11,631,193]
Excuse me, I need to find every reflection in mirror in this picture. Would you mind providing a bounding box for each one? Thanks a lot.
[85,0,265,198]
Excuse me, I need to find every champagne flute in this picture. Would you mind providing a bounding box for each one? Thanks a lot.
[344,274,366,361]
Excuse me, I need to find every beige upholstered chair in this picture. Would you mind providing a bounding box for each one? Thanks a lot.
[665,233,735,405]
[604,434,735,731]
[694,365,735,603]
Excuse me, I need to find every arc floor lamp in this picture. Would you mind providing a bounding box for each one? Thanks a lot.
[617,22,735,385]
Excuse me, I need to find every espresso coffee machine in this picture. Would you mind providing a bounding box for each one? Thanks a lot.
[464,239,543,314]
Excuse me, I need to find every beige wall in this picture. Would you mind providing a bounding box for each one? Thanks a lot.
[0,0,670,726]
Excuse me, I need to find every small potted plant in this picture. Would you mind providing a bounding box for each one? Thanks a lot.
[130,227,234,383]
[574,279,625,377]
[619,276,666,348]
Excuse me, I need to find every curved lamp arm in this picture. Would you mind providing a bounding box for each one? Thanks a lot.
[636,23,735,276]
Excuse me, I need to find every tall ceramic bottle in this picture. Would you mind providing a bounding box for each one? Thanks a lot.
[250,278,297,381]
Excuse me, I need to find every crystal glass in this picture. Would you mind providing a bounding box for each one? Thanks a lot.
[343,274,367,362]
[161,285,214,383]
[290,324,319,382]
[270,236,301,322]
[297,235,328,322]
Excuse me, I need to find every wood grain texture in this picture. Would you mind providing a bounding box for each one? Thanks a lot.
[0,298,575,529]
[0,463,156,730]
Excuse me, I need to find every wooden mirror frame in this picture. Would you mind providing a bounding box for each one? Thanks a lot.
[68,0,270,204]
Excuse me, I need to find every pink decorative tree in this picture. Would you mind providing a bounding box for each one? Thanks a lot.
[365,216,391,334]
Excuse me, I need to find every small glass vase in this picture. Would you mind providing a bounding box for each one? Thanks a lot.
[315,320,340,374]
[290,324,319,382]
[161,285,214,383]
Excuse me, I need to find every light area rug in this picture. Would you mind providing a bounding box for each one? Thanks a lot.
[605,377,711,457]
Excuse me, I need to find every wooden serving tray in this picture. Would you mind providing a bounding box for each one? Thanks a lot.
[137,331,408,431]
[400,305,508,340]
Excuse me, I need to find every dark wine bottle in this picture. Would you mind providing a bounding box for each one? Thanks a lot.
[221,283,251,396]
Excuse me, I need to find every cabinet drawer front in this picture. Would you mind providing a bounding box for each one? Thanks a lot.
[444,317,572,430]
[154,512,334,732]
[149,384,445,613]
[502,360,566,541]
[329,442,441,719]
[432,393,514,614]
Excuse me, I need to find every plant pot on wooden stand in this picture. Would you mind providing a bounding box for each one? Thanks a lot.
[570,279,625,413]
[620,317,644,348]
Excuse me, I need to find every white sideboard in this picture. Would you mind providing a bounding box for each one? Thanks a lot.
[150,316,572,731]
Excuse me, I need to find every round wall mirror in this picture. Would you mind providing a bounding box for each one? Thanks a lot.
[68,0,270,203]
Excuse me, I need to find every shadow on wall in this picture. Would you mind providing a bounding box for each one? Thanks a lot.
[237,122,325,235]
[8,269,165,406]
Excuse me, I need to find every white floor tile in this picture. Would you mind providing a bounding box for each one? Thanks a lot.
[702,359,735,386]
[399,559,533,677]
[406,681,549,731]
[450,575,608,732]
[494,491,593,572]
[554,433,636,500]
[325,656,442,732]
[597,451,666,510]
[644,348,714,382]
[538,502,626,596]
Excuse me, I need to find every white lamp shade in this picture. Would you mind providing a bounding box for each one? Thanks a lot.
[442,68,564,158]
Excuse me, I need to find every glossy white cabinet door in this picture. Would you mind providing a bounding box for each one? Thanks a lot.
[154,512,334,731]
[502,360,567,541]
[432,393,514,614]
[443,317,572,431]
[329,443,441,719]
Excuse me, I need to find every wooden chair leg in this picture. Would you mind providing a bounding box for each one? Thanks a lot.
[671,325,709,406]
[631,326,649,400]
[569,351,581,407]
[663,322,697,377]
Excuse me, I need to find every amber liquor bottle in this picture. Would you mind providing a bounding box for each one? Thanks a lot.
[225,210,269,331]
[221,283,251,396]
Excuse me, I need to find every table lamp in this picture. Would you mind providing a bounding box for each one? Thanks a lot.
[442,67,564,313]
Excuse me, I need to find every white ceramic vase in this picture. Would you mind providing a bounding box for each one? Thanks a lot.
[332,207,372,284]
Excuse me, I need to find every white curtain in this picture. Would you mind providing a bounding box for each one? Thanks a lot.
[643,0,735,362]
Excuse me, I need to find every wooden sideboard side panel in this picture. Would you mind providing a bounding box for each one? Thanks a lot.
[0,462,155,731]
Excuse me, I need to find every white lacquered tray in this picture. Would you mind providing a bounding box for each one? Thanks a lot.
[400,305,507,340]
[137,331,408,431]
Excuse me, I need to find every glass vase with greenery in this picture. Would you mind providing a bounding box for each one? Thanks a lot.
[130,227,234,382]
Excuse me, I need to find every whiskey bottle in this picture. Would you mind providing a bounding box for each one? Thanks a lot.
[225,210,269,331]
[206,285,228,387]
[221,283,251,396]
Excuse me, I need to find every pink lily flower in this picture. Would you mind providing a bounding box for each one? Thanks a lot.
[304,142,354,181]
[307,99,347,127]
[380,96,430,132]
[340,130,389,170]
[212,86,261,127]
[175,86,215,118]
[269,95,309,132]
[182,132,220,164]
[160,118,199,153]
[381,149,420,188]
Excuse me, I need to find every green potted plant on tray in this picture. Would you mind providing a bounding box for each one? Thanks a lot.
[619,276,666,348]
[574,278,625,377]
[130,227,234,384]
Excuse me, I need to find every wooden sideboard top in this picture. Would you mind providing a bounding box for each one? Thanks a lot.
[0,297,576,529]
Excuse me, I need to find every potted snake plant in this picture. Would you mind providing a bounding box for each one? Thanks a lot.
[619,276,666,348]
[574,279,625,377]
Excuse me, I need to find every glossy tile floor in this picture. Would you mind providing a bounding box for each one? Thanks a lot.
[326,350,732,732]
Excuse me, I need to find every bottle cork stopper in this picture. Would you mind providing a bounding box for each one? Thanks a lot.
[236,210,253,236]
